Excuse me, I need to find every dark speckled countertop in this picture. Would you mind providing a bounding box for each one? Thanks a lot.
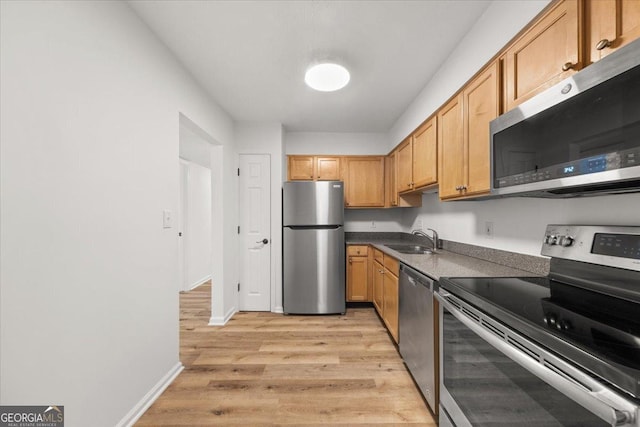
[346,232,548,280]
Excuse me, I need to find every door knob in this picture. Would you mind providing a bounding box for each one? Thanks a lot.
[256,238,269,244]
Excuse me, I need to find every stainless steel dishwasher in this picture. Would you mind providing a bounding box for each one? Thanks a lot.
[399,263,436,413]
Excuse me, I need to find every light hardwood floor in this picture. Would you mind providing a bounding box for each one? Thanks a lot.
[136,282,436,426]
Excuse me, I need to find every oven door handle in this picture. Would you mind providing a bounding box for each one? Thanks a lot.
[436,291,639,427]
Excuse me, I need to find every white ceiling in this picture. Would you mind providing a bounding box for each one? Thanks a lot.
[129,0,492,133]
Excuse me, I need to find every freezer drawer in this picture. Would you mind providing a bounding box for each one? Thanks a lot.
[283,226,345,314]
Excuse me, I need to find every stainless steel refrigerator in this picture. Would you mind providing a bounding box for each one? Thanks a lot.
[283,181,345,314]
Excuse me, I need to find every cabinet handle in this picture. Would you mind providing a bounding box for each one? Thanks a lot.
[562,62,575,71]
[407,183,411,187]
[310,175,313,178]
[349,258,352,264]
[461,185,467,191]
[455,185,461,191]
[596,39,611,50]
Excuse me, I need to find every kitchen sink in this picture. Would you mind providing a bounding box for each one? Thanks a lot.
[384,244,433,254]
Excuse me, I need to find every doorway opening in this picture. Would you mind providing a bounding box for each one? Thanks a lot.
[178,114,224,323]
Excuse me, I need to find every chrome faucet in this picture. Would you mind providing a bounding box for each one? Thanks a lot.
[412,228,440,253]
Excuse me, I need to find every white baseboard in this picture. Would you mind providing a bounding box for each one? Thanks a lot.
[209,306,236,326]
[188,274,211,291]
[116,362,184,427]
[272,305,284,314]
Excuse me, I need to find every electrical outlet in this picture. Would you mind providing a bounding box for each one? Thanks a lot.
[485,221,494,239]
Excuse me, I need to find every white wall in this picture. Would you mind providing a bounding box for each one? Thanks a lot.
[387,0,551,148]
[286,132,388,155]
[403,193,640,256]
[236,122,285,312]
[0,2,236,426]
[344,209,403,232]
[183,161,212,289]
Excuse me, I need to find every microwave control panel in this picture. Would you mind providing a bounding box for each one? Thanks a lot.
[496,147,639,188]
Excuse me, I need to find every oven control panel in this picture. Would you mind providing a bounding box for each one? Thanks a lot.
[541,225,640,271]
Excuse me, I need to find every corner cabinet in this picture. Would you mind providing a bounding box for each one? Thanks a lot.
[343,157,385,208]
[503,0,582,110]
[586,0,640,65]
[288,156,341,181]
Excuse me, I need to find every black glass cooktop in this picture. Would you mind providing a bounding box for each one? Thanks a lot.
[439,276,640,400]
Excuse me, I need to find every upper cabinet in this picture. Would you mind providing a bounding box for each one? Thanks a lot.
[343,157,385,208]
[396,117,438,194]
[463,61,500,197]
[385,151,422,208]
[396,137,413,193]
[503,0,582,110]
[586,0,640,64]
[438,62,499,200]
[385,152,398,207]
[412,118,438,189]
[438,94,464,199]
[288,156,341,181]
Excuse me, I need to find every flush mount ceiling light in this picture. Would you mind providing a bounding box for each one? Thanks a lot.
[304,63,350,92]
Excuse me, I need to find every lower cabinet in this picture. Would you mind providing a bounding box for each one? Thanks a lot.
[346,245,370,302]
[348,245,400,343]
[372,254,385,313]
[369,247,399,343]
[382,257,399,343]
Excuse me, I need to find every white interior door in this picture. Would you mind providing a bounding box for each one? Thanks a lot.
[239,154,271,311]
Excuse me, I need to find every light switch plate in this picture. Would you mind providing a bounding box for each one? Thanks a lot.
[163,210,173,228]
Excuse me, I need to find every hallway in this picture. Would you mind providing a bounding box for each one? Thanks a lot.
[136,282,435,425]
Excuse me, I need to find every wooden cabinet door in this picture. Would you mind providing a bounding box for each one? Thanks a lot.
[463,61,500,197]
[347,255,369,302]
[438,94,464,199]
[396,138,413,193]
[385,153,398,207]
[504,0,582,110]
[288,156,315,180]
[586,0,640,64]
[412,116,438,189]
[344,157,385,207]
[316,157,341,180]
[383,269,399,343]
[372,260,384,315]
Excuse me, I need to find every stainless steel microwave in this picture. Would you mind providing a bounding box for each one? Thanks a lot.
[490,38,640,198]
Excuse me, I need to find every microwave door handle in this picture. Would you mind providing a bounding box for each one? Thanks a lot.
[439,295,638,426]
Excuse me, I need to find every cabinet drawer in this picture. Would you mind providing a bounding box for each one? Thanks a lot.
[347,245,368,256]
[384,255,399,276]
[373,248,384,264]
